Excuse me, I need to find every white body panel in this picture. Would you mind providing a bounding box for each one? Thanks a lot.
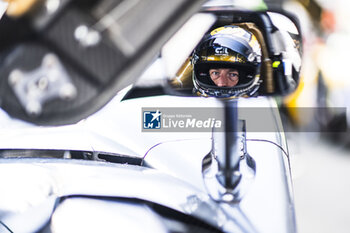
[0,90,295,233]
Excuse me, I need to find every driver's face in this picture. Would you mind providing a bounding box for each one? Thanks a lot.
[209,68,239,87]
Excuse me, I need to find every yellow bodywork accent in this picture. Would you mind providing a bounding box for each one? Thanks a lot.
[4,0,41,17]
[169,58,193,88]
[284,78,306,125]
[272,61,281,68]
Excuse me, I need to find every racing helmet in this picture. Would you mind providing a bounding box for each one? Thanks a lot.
[192,25,262,97]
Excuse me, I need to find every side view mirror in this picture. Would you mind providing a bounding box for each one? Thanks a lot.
[168,9,302,98]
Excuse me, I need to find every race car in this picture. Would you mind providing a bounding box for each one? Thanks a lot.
[0,0,302,232]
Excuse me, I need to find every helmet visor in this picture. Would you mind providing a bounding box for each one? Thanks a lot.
[194,61,256,87]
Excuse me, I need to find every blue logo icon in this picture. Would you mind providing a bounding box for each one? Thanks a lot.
[143,110,162,129]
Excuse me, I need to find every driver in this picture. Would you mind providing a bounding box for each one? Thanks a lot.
[192,25,262,97]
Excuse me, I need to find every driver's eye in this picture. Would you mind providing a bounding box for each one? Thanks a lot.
[228,72,238,78]
[210,71,220,79]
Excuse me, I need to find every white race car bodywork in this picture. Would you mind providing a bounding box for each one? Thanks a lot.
[0,89,295,233]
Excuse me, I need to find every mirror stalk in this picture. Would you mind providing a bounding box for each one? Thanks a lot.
[216,100,242,191]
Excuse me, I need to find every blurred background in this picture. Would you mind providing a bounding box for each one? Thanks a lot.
[272,0,350,232]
